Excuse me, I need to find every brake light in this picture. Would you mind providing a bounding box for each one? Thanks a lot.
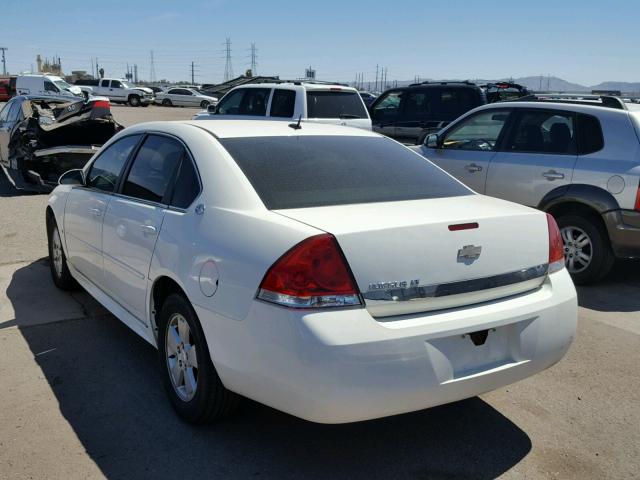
[547,214,565,273]
[93,100,110,109]
[634,182,640,211]
[257,234,362,308]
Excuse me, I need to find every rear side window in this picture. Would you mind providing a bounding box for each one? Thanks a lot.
[270,89,296,117]
[506,110,576,155]
[170,157,201,208]
[88,135,141,192]
[436,89,479,118]
[219,136,471,209]
[306,91,367,119]
[576,114,604,155]
[123,135,184,203]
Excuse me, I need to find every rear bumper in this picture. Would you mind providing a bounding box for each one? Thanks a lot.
[196,269,577,424]
[603,209,640,258]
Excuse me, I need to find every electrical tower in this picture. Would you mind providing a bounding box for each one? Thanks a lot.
[0,47,8,75]
[223,38,234,82]
[249,42,258,76]
[149,50,157,84]
[191,61,195,85]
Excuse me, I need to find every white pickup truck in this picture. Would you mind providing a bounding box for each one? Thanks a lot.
[74,78,155,107]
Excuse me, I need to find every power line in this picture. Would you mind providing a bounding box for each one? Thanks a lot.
[223,38,233,82]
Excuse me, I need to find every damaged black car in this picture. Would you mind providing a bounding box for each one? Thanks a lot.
[0,95,122,192]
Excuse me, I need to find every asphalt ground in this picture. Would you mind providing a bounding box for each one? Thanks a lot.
[0,104,638,479]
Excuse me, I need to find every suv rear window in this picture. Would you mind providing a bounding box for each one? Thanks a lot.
[306,91,367,119]
[219,136,471,209]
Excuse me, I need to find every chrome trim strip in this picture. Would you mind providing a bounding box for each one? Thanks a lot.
[363,264,548,302]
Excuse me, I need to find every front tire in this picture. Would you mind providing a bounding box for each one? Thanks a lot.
[158,293,239,424]
[128,95,141,107]
[47,217,78,290]
[555,213,614,285]
[200,100,210,109]
[162,98,172,107]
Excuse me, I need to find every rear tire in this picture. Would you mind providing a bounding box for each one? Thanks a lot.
[47,216,78,290]
[128,95,141,107]
[555,212,614,285]
[157,293,239,424]
[162,98,172,107]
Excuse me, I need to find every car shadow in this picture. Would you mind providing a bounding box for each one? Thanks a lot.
[6,259,532,479]
[577,259,640,312]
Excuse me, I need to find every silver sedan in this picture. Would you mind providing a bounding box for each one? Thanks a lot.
[156,88,218,108]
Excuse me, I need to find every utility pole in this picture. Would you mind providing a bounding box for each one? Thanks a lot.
[223,38,234,82]
[134,64,138,83]
[375,64,379,92]
[0,47,8,75]
[249,42,258,76]
[149,50,156,84]
[96,59,99,79]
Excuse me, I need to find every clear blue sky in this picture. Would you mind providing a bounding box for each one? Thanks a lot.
[3,0,638,85]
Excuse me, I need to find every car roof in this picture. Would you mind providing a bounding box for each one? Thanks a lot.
[125,120,380,139]
[474,100,631,116]
[227,83,358,92]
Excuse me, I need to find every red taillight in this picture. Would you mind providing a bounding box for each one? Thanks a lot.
[257,234,362,308]
[92,100,110,109]
[634,183,640,211]
[547,213,565,273]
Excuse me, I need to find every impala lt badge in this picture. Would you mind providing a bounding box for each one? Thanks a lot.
[457,244,482,264]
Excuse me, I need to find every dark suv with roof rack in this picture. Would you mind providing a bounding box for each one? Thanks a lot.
[411,94,640,284]
[369,81,486,144]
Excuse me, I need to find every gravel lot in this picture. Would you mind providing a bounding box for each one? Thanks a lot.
[0,105,638,479]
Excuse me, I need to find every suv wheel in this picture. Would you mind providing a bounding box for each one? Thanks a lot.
[158,293,239,423]
[555,213,614,285]
[128,95,141,107]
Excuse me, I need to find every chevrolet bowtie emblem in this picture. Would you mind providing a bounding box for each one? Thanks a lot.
[457,245,482,263]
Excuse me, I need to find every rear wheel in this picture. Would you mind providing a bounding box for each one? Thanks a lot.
[162,98,172,107]
[47,217,78,290]
[157,293,239,423]
[555,213,614,285]
[128,95,141,107]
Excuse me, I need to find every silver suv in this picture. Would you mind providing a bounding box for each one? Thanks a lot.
[412,95,640,284]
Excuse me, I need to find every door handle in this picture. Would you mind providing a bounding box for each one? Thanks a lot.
[465,163,483,173]
[140,224,157,236]
[88,207,102,217]
[543,170,565,180]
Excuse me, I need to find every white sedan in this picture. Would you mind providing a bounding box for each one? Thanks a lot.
[46,120,577,424]
[155,87,218,109]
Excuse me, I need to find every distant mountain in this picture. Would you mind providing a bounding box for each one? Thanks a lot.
[512,76,589,92]
[591,81,640,94]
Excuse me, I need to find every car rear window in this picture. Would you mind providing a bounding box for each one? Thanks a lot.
[306,91,367,119]
[219,136,472,209]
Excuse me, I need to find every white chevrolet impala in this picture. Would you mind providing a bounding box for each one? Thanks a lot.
[46,120,577,424]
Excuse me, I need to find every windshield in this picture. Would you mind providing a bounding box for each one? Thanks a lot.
[219,136,471,209]
[121,81,135,89]
[54,80,73,91]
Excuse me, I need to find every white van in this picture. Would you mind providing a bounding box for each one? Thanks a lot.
[16,74,84,98]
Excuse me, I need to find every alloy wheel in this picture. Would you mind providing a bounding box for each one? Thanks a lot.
[51,227,64,278]
[165,313,199,401]
[561,225,593,273]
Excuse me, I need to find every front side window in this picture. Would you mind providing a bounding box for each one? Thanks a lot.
[270,89,296,117]
[216,89,245,114]
[122,135,184,203]
[216,88,269,116]
[306,91,367,119]
[442,110,510,151]
[220,136,472,210]
[111,80,123,89]
[44,81,58,92]
[0,101,11,122]
[506,110,575,154]
[371,91,401,122]
[88,135,141,192]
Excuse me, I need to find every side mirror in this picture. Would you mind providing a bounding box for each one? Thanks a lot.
[207,104,217,114]
[59,169,85,186]
[425,133,440,148]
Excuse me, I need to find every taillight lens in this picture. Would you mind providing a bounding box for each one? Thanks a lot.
[257,234,362,308]
[93,100,110,109]
[634,182,640,211]
[547,213,565,273]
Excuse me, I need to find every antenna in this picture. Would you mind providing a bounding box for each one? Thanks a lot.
[223,38,234,82]
[288,114,302,130]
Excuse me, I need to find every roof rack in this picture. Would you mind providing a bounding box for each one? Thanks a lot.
[408,80,477,87]
[274,79,349,87]
[514,94,627,110]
